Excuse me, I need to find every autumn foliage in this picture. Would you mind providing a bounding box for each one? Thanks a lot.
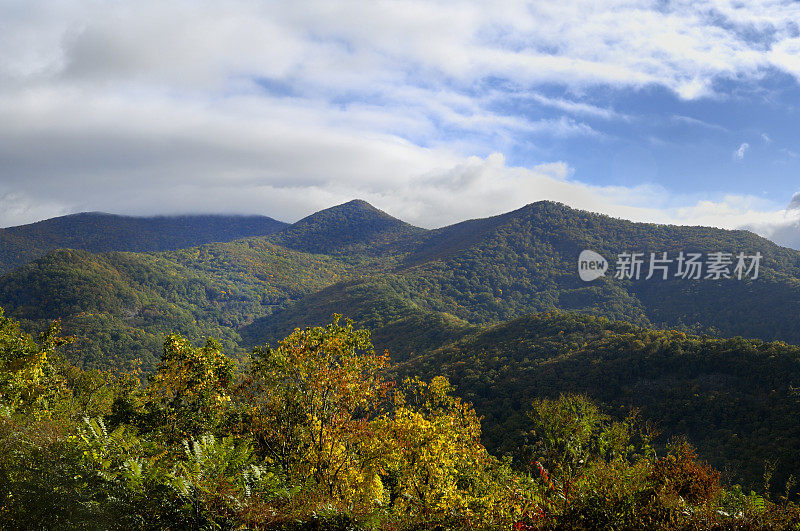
[1,308,799,529]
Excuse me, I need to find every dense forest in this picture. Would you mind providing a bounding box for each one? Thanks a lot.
[2,309,799,529]
[399,311,800,494]
[6,200,800,372]
[2,200,800,523]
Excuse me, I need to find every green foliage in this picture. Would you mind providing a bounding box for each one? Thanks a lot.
[382,376,536,525]
[527,394,650,490]
[6,200,800,527]
[402,310,800,496]
[0,416,113,529]
[518,395,799,530]
[237,315,391,504]
[0,308,68,416]
[144,335,236,442]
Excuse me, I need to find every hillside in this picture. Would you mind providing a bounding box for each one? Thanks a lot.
[0,241,350,371]
[399,311,800,493]
[5,200,800,369]
[0,212,288,273]
[239,276,475,360]
[245,200,800,349]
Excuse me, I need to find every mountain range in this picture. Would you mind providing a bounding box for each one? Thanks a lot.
[0,199,798,491]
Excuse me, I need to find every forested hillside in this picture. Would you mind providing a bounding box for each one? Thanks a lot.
[4,199,800,371]
[2,200,800,497]
[0,241,350,371]
[0,212,287,273]
[5,200,800,365]
[246,200,800,350]
[268,199,424,257]
[399,311,800,493]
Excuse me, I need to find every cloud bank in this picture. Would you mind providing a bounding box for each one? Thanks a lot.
[2,0,800,248]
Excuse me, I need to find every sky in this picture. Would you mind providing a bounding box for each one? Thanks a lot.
[2,1,800,247]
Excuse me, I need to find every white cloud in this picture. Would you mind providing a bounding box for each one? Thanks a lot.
[671,115,729,133]
[735,142,750,160]
[4,1,800,97]
[525,93,630,121]
[1,0,800,250]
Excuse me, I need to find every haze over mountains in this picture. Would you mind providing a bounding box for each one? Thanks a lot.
[1,199,800,491]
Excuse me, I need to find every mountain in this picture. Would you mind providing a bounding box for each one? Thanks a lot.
[7,200,800,367]
[239,276,475,361]
[5,200,800,365]
[267,199,425,256]
[244,200,800,350]
[398,311,800,492]
[0,212,288,273]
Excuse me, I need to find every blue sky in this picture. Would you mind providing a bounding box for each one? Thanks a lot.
[501,77,800,199]
[514,76,800,196]
[1,1,800,246]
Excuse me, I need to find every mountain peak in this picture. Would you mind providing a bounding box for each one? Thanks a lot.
[511,199,573,215]
[340,198,378,209]
[306,199,390,219]
[269,200,423,255]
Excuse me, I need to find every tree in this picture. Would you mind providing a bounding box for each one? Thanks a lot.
[144,335,235,441]
[526,395,650,500]
[382,376,535,525]
[236,315,391,506]
[0,307,72,418]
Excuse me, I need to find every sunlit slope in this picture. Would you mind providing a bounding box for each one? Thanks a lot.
[0,241,350,370]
